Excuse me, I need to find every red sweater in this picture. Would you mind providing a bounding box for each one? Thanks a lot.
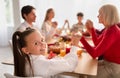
[80,25,120,64]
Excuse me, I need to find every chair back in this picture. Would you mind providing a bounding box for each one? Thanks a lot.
[9,40,13,50]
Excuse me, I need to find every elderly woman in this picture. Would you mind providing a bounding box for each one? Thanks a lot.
[75,4,120,78]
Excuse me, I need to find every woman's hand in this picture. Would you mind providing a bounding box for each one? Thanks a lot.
[85,19,94,34]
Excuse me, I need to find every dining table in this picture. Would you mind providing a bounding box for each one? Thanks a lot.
[52,36,98,78]
[59,52,98,78]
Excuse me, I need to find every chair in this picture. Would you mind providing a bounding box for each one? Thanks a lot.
[4,73,43,78]
[8,40,12,50]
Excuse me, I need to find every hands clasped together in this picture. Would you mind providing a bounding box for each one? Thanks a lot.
[71,32,82,47]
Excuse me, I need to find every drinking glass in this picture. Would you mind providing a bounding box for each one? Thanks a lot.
[60,49,66,57]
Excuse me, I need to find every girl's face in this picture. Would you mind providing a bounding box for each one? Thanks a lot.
[22,30,47,55]
[24,9,36,23]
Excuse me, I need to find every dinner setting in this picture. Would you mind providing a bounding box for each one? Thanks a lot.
[45,25,97,78]
[1,0,120,78]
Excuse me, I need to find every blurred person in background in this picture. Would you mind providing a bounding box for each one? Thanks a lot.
[71,12,84,33]
[41,8,58,44]
[16,5,38,32]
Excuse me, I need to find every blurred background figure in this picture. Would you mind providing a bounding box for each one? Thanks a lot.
[41,8,58,44]
[16,5,37,32]
[71,12,85,35]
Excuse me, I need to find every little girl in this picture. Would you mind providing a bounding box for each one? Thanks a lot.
[12,28,80,78]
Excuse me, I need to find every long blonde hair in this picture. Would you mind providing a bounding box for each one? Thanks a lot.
[99,4,120,28]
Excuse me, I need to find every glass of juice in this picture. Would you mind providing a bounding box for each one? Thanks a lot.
[77,48,83,57]
[60,49,66,57]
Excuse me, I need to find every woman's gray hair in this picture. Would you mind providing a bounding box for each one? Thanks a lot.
[99,4,120,27]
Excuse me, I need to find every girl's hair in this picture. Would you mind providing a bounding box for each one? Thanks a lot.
[12,28,35,77]
[21,5,35,20]
[44,8,53,22]
[99,4,120,27]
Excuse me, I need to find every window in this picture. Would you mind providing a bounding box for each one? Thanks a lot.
[0,0,13,46]
[4,0,14,27]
